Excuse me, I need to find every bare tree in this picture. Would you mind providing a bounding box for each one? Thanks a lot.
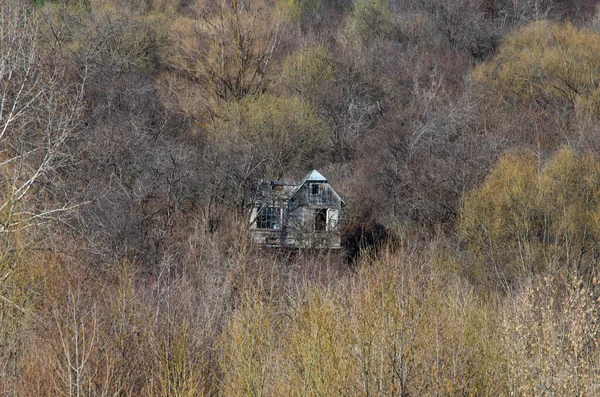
[0,0,85,241]
[159,0,281,127]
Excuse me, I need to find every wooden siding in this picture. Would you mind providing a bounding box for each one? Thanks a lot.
[250,177,343,248]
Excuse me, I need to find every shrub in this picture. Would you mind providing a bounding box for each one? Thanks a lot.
[459,146,600,286]
[472,21,600,121]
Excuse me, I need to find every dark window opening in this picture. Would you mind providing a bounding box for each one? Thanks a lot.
[257,207,279,229]
[315,208,327,231]
[288,198,297,211]
[310,183,320,195]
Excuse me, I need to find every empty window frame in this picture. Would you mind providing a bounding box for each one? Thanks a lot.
[310,183,320,195]
[257,207,279,229]
[315,208,327,231]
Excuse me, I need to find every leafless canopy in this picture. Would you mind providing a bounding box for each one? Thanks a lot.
[0,1,85,237]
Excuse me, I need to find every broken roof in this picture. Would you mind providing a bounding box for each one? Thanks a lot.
[257,170,344,204]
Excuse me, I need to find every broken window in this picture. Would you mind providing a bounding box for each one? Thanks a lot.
[310,183,320,195]
[257,207,279,229]
[315,208,327,231]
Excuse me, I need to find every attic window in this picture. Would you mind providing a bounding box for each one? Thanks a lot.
[310,183,320,195]
[315,208,327,231]
[257,207,279,229]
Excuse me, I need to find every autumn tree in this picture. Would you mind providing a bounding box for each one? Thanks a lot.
[221,94,328,175]
[459,146,600,286]
[346,0,394,44]
[473,21,600,124]
[276,0,350,31]
[159,0,281,127]
[201,94,329,216]
[277,0,326,26]
[279,44,336,102]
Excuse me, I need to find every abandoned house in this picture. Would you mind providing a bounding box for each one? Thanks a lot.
[249,170,344,248]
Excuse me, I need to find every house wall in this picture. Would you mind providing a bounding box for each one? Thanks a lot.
[286,182,343,248]
[250,180,343,248]
[249,206,285,247]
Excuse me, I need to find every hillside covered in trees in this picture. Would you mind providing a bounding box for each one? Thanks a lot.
[4,0,600,395]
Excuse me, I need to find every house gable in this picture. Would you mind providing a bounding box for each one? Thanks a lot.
[250,170,344,248]
[288,170,345,208]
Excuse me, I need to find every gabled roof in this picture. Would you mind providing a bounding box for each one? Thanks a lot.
[305,169,327,182]
[289,170,345,205]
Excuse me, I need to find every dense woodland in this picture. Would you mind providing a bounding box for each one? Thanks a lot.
[4,0,600,394]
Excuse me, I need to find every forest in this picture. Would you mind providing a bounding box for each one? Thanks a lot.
[3,0,600,395]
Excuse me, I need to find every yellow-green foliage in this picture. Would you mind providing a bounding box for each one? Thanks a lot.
[397,12,440,50]
[39,0,167,71]
[346,0,394,43]
[278,289,352,395]
[0,238,48,389]
[217,248,504,395]
[280,44,335,99]
[216,247,600,395]
[150,328,203,397]
[218,293,277,396]
[459,151,542,281]
[276,0,324,25]
[459,146,600,283]
[13,243,600,395]
[504,275,600,395]
[217,94,330,176]
[472,21,600,120]
[540,147,600,256]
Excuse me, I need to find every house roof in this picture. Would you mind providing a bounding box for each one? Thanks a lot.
[256,179,296,201]
[256,170,345,205]
[305,169,327,181]
[288,170,345,205]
